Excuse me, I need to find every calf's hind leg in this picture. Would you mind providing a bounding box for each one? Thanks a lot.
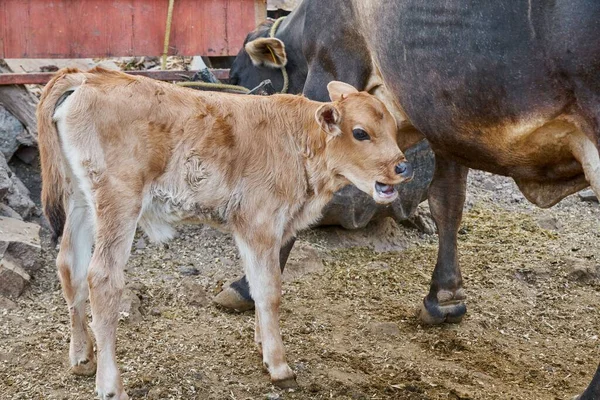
[87,186,141,400]
[57,192,95,376]
[234,233,297,389]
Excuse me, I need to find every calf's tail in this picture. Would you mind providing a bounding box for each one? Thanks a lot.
[37,68,84,244]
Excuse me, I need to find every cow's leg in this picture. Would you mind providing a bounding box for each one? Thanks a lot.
[419,156,469,324]
[88,189,140,400]
[234,234,297,389]
[213,237,296,311]
[576,363,600,400]
[570,130,600,197]
[57,191,96,376]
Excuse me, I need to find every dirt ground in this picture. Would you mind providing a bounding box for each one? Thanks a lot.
[1,170,599,400]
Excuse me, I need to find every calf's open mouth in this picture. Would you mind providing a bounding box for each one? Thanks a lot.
[374,181,398,201]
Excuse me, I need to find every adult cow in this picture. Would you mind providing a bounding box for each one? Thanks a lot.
[226,1,600,397]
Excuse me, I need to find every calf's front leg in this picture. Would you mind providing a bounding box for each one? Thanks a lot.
[234,234,297,389]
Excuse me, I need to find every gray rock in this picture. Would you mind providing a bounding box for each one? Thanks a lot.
[14,146,37,165]
[119,288,143,324]
[579,189,599,203]
[0,258,30,298]
[4,175,35,219]
[536,216,561,232]
[178,266,200,276]
[183,280,209,307]
[0,152,12,201]
[135,237,146,249]
[0,217,41,297]
[282,242,323,282]
[563,256,599,284]
[0,295,17,310]
[368,322,400,338]
[0,204,22,220]
[402,203,436,234]
[0,105,27,161]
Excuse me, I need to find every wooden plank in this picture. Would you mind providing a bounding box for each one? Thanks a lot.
[0,69,231,86]
[0,0,263,58]
[0,65,39,140]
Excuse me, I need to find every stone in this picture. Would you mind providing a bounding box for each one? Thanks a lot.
[5,240,41,275]
[119,288,143,324]
[183,280,209,307]
[0,217,41,297]
[0,152,13,201]
[579,189,599,203]
[536,216,561,232]
[0,295,17,310]
[563,257,599,284]
[14,146,37,165]
[0,257,30,298]
[265,393,281,400]
[4,175,35,219]
[402,203,436,234]
[0,105,27,161]
[282,242,324,282]
[178,266,200,276]
[135,237,146,249]
[368,321,400,338]
[0,204,22,220]
[0,216,41,265]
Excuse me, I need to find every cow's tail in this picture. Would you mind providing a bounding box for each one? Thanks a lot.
[37,68,85,244]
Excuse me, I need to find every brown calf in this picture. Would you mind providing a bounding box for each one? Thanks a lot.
[38,67,412,399]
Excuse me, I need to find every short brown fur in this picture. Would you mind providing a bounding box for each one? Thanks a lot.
[38,68,409,399]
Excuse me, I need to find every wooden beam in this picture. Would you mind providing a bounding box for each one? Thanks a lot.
[0,69,230,86]
[0,66,38,140]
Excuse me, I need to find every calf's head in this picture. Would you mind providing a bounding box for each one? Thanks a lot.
[316,81,413,204]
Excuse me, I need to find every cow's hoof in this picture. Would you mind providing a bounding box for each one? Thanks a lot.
[71,358,96,376]
[213,286,255,312]
[272,376,299,390]
[419,289,467,325]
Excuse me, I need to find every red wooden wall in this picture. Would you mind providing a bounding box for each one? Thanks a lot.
[0,0,266,58]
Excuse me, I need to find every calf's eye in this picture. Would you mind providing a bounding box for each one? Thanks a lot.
[352,128,370,141]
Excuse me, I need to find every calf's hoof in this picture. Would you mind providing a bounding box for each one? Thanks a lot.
[272,376,299,390]
[71,358,96,377]
[96,389,129,400]
[419,289,467,325]
[213,285,255,312]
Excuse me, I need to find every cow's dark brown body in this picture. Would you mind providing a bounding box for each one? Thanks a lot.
[228,2,600,397]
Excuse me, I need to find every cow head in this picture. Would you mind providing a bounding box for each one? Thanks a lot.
[230,20,295,93]
[316,81,413,204]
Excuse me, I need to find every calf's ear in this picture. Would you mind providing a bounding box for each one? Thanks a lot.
[327,81,359,101]
[315,104,342,137]
[245,38,288,68]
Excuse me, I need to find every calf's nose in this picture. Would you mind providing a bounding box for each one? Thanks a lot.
[395,161,413,178]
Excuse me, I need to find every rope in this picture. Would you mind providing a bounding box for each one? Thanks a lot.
[269,17,288,93]
[163,11,288,94]
[161,0,176,70]
[177,81,249,94]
